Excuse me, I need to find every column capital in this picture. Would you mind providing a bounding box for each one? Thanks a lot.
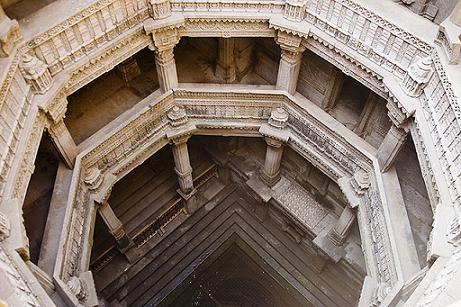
[259,107,290,145]
[41,93,68,125]
[338,170,370,209]
[144,17,184,53]
[275,31,305,58]
[386,98,413,132]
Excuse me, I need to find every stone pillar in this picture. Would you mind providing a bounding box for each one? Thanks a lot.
[377,124,408,172]
[144,19,182,92]
[171,137,194,194]
[275,31,305,95]
[48,120,78,169]
[327,206,355,246]
[216,38,236,83]
[98,202,132,251]
[259,108,290,187]
[353,91,377,136]
[166,106,197,213]
[321,69,345,111]
[154,46,178,92]
[0,4,20,57]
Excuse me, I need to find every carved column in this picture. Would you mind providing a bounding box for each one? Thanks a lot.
[166,106,197,213]
[154,46,178,92]
[275,31,305,95]
[354,91,377,136]
[321,68,345,111]
[0,4,20,57]
[377,124,408,172]
[328,206,355,246]
[259,108,290,187]
[144,19,182,92]
[48,120,78,169]
[215,37,236,83]
[98,202,132,251]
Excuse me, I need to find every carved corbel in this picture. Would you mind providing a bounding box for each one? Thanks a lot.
[143,17,184,52]
[67,271,98,307]
[20,53,53,94]
[166,106,196,144]
[275,30,305,60]
[87,170,116,205]
[400,57,433,97]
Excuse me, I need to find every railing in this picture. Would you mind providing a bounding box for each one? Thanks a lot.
[90,162,218,272]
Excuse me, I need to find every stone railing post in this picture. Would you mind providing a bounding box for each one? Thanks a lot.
[259,108,290,187]
[275,31,305,95]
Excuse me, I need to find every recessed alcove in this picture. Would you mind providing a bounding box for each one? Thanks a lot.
[22,133,60,264]
[65,48,160,144]
[174,37,280,85]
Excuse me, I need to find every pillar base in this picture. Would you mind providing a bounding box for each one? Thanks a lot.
[260,170,281,187]
[178,188,198,215]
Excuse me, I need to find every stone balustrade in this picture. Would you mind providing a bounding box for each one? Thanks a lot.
[0,0,459,305]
